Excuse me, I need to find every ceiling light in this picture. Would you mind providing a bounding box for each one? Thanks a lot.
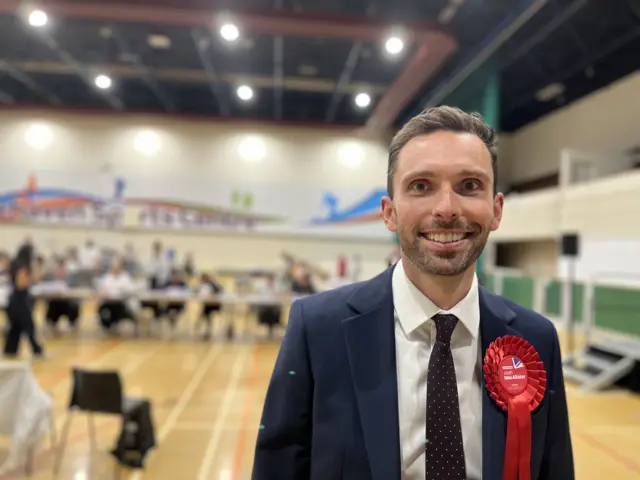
[298,64,318,76]
[238,136,266,162]
[28,9,48,28]
[354,92,371,109]
[535,82,565,102]
[94,74,113,90]
[220,23,240,42]
[338,143,365,169]
[99,27,112,39]
[25,123,53,150]
[148,34,171,49]
[237,85,253,101]
[385,36,404,55]
[134,130,161,156]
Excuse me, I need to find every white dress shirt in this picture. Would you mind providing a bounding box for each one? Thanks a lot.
[393,261,483,480]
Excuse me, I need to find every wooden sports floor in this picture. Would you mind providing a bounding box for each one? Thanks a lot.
[2,310,640,479]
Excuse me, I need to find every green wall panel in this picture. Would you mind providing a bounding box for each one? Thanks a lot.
[502,277,535,310]
[483,274,495,293]
[594,286,640,336]
[543,281,583,322]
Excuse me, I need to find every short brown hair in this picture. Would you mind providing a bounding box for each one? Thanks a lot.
[387,106,498,198]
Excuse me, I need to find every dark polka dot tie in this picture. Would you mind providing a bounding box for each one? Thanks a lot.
[425,313,466,480]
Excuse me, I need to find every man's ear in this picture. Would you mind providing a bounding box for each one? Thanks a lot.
[491,192,504,232]
[381,196,397,233]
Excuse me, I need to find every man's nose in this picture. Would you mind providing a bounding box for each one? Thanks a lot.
[432,188,461,222]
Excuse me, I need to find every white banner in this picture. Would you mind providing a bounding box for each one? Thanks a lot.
[0,168,392,240]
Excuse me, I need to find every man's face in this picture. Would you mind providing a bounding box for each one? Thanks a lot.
[382,131,503,277]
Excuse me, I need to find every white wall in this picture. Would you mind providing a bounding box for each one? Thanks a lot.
[495,240,558,278]
[493,188,561,241]
[0,109,389,188]
[491,169,640,241]
[505,71,640,183]
[0,109,394,279]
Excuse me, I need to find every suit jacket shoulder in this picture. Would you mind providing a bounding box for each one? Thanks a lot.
[293,275,387,328]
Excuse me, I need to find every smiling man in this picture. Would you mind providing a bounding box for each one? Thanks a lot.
[252,106,574,480]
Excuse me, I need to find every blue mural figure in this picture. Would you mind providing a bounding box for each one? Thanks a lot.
[102,177,126,227]
[311,188,387,224]
[113,177,126,201]
[322,192,339,217]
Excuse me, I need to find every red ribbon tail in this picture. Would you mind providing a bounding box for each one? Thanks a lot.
[517,397,532,480]
[503,396,531,480]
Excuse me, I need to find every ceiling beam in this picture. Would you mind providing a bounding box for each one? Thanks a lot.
[0,61,62,106]
[503,25,640,117]
[325,42,363,122]
[9,60,390,95]
[190,28,230,116]
[420,0,549,111]
[32,30,123,110]
[5,1,447,41]
[3,0,456,131]
[502,0,587,71]
[0,74,15,104]
[110,25,175,112]
[365,35,456,131]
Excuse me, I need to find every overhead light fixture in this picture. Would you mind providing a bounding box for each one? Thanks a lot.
[238,136,266,162]
[354,92,372,109]
[94,74,113,90]
[134,130,161,156]
[220,23,240,42]
[25,123,53,150]
[237,85,254,101]
[384,36,404,55]
[148,34,172,49]
[535,82,565,102]
[28,9,48,28]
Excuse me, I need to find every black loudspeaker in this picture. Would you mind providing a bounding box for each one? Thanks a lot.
[561,233,579,257]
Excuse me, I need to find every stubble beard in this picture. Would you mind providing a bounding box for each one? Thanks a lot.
[399,226,490,277]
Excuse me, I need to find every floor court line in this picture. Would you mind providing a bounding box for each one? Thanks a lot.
[577,431,640,474]
[198,347,250,480]
[39,340,124,390]
[231,346,261,480]
[130,345,222,480]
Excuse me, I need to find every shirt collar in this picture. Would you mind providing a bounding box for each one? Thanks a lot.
[392,260,480,339]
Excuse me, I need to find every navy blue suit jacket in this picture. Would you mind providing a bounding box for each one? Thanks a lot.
[252,266,574,479]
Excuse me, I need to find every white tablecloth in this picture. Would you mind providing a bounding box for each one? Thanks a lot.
[0,361,52,474]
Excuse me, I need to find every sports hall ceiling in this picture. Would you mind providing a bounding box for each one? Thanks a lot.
[0,0,638,133]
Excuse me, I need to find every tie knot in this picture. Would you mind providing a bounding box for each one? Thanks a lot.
[432,313,458,344]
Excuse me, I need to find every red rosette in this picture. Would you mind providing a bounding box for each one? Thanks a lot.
[484,335,547,480]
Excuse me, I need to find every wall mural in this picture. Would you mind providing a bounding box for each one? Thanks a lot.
[0,170,391,241]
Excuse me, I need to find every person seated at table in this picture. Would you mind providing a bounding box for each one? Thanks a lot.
[43,259,80,333]
[96,259,138,332]
[197,272,224,340]
[290,269,316,295]
[3,243,44,358]
[256,274,284,338]
[162,268,189,331]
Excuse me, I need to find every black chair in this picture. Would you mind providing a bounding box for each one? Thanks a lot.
[53,368,156,476]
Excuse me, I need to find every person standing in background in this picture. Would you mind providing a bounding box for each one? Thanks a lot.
[3,243,44,358]
[79,239,101,271]
[183,252,195,279]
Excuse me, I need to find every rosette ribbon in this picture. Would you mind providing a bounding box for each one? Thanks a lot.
[484,335,547,480]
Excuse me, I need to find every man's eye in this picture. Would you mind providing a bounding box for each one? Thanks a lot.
[462,179,481,191]
[411,181,428,192]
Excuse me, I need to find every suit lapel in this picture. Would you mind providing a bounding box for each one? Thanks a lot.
[479,287,520,480]
[343,267,401,480]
